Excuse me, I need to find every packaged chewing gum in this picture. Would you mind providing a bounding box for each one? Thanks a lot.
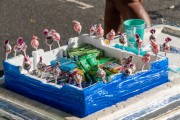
[104,62,122,74]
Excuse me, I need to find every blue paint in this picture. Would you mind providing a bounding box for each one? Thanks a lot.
[3,57,169,118]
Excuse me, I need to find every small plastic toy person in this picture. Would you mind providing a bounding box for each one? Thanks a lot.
[37,57,46,78]
[43,29,54,51]
[150,40,160,59]
[51,30,61,48]
[53,62,61,84]
[89,24,97,36]
[23,55,31,73]
[105,29,115,44]
[31,36,39,51]
[149,29,156,42]
[96,24,104,39]
[162,37,172,56]
[141,52,150,70]
[4,40,12,60]
[73,70,83,88]
[73,20,82,36]
[135,34,143,55]
[119,33,126,50]
[97,65,106,83]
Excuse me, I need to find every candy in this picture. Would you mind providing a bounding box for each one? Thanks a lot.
[43,29,53,51]
[37,56,46,78]
[73,70,83,88]
[142,52,150,70]
[150,40,160,59]
[14,37,27,56]
[97,65,106,83]
[162,37,172,56]
[4,40,12,60]
[31,36,39,50]
[51,30,61,48]
[149,29,156,42]
[23,55,31,73]
[119,33,126,50]
[89,24,97,36]
[106,29,115,41]
[96,24,104,39]
[73,20,82,36]
[53,62,61,84]
[135,34,143,55]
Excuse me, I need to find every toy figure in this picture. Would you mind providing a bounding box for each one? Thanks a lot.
[89,24,97,36]
[23,55,31,73]
[96,24,104,39]
[162,37,172,56]
[150,40,160,59]
[149,29,156,42]
[51,30,61,48]
[97,65,106,83]
[73,20,82,36]
[142,52,150,70]
[14,37,27,56]
[135,34,143,55]
[31,36,39,51]
[73,70,83,88]
[119,33,126,50]
[43,29,54,51]
[4,40,12,60]
[53,62,61,84]
[37,57,46,78]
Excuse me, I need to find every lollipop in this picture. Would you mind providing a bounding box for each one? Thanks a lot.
[23,55,31,73]
[162,37,172,56]
[31,36,39,51]
[150,40,160,59]
[149,29,156,42]
[141,52,150,70]
[4,40,12,60]
[43,29,53,51]
[51,30,61,48]
[135,34,143,55]
[124,63,136,75]
[73,20,82,36]
[119,33,126,50]
[105,29,115,44]
[14,37,27,56]
[53,62,61,84]
[89,24,97,36]
[97,65,106,83]
[96,24,104,39]
[37,57,45,77]
[120,56,133,72]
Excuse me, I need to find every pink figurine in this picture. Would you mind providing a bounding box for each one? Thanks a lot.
[162,37,172,56]
[150,40,160,59]
[89,24,97,36]
[51,30,61,48]
[142,52,151,70]
[53,62,61,84]
[73,70,83,88]
[4,40,12,60]
[97,65,106,83]
[135,34,143,55]
[119,33,126,50]
[31,36,39,51]
[43,29,54,51]
[149,29,156,42]
[14,37,27,56]
[96,24,104,39]
[23,55,31,73]
[73,20,82,36]
[106,29,115,41]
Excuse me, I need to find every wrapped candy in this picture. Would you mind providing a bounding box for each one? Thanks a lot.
[150,40,160,59]
[141,52,150,70]
[14,37,27,56]
[149,29,156,42]
[120,56,134,73]
[73,20,82,36]
[124,63,136,75]
[37,56,46,78]
[105,29,115,44]
[97,65,106,83]
[162,37,172,56]
[23,55,31,73]
[43,29,54,51]
[53,62,61,84]
[96,24,104,39]
[51,30,61,48]
[135,34,143,55]
[73,70,83,88]
[31,36,39,51]
[119,33,126,50]
[4,40,12,60]
[89,24,97,36]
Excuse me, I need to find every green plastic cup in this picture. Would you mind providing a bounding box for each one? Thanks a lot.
[124,19,146,49]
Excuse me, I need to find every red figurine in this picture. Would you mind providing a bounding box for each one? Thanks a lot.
[135,34,143,55]
[73,20,82,36]
[4,40,12,60]
[162,37,172,56]
[142,52,151,70]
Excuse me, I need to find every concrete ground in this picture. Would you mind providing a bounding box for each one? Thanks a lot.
[0,0,180,76]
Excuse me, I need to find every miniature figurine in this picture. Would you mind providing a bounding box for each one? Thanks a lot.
[89,24,97,36]
[31,36,39,51]
[37,57,46,78]
[14,37,27,56]
[162,37,172,56]
[4,40,12,60]
[142,52,150,70]
[51,30,61,48]
[53,62,61,84]
[150,40,160,59]
[73,70,83,88]
[96,24,104,39]
[97,65,106,83]
[119,33,126,50]
[149,29,156,42]
[135,34,143,55]
[23,55,31,73]
[43,29,54,51]
[73,20,82,36]
[105,29,115,44]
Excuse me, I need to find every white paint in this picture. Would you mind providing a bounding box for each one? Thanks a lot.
[59,0,94,9]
